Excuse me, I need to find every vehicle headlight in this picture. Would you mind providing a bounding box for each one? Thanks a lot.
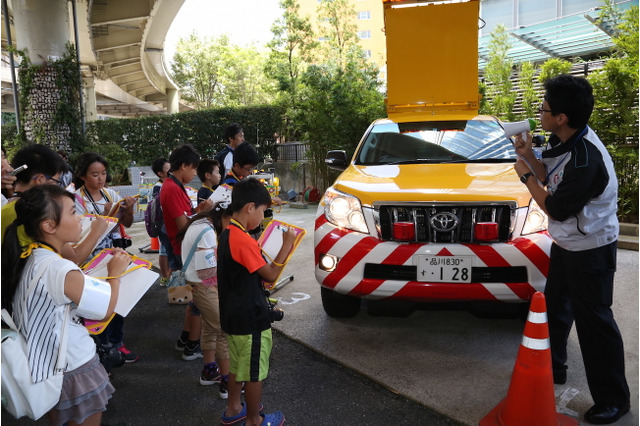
[521,198,548,235]
[323,187,368,234]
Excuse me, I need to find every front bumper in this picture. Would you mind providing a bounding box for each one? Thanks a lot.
[314,213,552,303]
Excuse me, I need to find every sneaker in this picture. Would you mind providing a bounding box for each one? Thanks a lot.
[159,277,169,287]
[200,364,221,385]
[174,336,187,352]
[219,378,228,399]
[182,343,203,361]
[117,344,139,363]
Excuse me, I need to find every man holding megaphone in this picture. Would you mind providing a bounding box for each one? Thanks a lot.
[513,74,629,425]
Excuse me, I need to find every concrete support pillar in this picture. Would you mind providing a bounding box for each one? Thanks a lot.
[13,0,75,151]
[167,88,179,114]
[83,76,98,121]
[13,0,70,64]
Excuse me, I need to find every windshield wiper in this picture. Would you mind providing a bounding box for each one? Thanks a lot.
[378,159,447,165]
[439,158,515,164]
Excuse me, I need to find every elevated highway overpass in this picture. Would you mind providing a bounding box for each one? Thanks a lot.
[1,0,192,119]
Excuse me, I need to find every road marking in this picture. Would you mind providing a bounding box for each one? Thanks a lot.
[555,387,579,418]
[278,292,311,305]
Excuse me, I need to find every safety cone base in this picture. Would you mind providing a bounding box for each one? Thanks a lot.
[480,292,578,426]
[480,398,578,426]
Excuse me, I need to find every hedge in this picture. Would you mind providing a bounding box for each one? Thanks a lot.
[85,104,285,166]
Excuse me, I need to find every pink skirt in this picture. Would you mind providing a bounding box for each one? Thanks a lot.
[52,354,115,425]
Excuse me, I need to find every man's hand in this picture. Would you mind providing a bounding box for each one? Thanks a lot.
[513,132,533,158]
[514,158,532,178]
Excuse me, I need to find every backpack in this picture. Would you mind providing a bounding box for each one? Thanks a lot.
[214,147,232,179]
[144,193,163,238]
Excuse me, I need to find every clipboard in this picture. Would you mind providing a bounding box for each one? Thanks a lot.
[75,214,119,251]
[185,186,198,209]
[257,220,306,289]
[82,248,159,318]
[83,313,116,335]
[208,183,232,207]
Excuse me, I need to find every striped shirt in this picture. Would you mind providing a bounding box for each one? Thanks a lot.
[12,249,96,383]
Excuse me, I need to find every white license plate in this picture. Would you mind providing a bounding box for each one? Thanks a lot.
[416,255,472,283]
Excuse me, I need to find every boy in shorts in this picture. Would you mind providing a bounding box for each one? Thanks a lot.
[218,179,296,426]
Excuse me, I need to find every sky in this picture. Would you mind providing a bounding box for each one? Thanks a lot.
[164,0,284,66]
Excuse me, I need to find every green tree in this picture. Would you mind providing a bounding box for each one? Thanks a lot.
[171,34,273,108]
[518,62,538,120]
[482,25,516,120]
[171,33,230,108]
[537,58,571,84]
[295,51,384,188]
[317,0,359,70]
[281,0,384,188]
[223,44,275,107]
[589,5,639,222]
[267,0,317,95]
[266,0,318,140]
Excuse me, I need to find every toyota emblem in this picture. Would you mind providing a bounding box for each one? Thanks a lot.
[430,212,459,232]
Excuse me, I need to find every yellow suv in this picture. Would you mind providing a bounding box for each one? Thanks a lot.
[314,117,551,317]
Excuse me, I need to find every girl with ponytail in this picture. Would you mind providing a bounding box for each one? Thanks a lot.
[1,185,129,425]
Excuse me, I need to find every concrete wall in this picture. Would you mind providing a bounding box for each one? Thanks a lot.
[273,162,312,198]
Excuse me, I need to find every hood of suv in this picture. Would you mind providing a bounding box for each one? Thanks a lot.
[333,163,532,207]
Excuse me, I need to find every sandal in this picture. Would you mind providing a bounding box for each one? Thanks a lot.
[242,411,285,426]
[220,402,265,425]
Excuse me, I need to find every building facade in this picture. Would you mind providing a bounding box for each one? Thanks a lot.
[297,0,635,74]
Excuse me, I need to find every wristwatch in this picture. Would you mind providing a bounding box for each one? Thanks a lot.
[520,172,533,183]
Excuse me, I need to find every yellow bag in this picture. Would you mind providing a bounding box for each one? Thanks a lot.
[167,284,192,305]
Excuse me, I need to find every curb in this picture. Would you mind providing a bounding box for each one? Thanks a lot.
[619,223,639,251]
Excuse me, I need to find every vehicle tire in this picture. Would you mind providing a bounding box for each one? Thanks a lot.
[321,287,361,318]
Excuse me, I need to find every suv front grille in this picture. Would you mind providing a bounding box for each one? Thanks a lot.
[377,203,514,243]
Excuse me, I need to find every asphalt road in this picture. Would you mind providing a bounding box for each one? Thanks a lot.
[238,205,638,426]
[3,266,460,426]
[3,205,637,425]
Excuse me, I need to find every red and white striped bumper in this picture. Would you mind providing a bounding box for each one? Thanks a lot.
[314,211,552,303]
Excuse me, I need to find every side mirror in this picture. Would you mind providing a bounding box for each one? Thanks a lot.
[325,150,348,171]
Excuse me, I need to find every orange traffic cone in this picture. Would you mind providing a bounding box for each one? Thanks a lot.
[480,292,577,426]
[150,237,160,251]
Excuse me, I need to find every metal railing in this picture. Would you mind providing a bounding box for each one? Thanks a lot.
[275,142,309,162]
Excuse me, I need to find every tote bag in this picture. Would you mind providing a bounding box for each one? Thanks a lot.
[1,256,70,420]
[166,227,210,304]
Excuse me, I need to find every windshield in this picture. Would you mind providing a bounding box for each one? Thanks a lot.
[355,119,516,165]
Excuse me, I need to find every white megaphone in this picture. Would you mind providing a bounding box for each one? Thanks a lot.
[501,118,536,139]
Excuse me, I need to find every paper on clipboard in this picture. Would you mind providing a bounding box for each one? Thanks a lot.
[106,194,141,217]
[208,184,232,207]
[258,220,305,288]
[83,249,159,317]
[76,214,118,250]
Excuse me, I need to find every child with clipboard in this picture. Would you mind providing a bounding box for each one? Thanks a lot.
[218,179,296,426]
[74,152,139,364]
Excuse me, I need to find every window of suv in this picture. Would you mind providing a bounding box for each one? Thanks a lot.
[356,119,516,165]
